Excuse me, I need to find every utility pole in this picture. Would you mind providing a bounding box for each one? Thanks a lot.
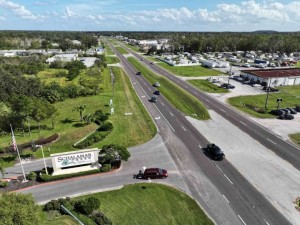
[264,78,271,109]
[36,145,48,175]
[227,65,232,86]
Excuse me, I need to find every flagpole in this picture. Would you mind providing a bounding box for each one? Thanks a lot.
[10,124,27,182]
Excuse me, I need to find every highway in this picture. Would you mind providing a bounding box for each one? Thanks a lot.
[109,43,292,225]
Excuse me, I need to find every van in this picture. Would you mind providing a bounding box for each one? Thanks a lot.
[143,168,168,179]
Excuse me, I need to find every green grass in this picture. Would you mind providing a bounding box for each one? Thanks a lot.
[228,86,300,118]
[188,79,229,93]
[0,67,156,163]
[115,46,128,54]
[106,56,120,64]
[289,133,300,146]
[76,183,214,225]
[104,45,115,55]
[123,42,140,52]
[295,62,300,68]
[40,210,79,225]
[158,62,222,77]
[128,57,210,120]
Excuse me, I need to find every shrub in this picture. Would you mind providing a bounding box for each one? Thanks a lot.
[98,122,113,132]
[44,200,60,211]
[100,164,111,172]
[94,110,109,125]
[75,131,109,149]
[27,171,37,181]
[39,169,100,182]
[0,180,8,187]
[91,210,113,225]
[75,197,100,215]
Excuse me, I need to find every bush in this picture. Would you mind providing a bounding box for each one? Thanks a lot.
[256,108,267,114]
[75,131,109,149]
[75,197,100,215]
[27,171,37,181]
[91,210,113,225]
[94,110,109,125]
[98,122,113,132]
[0,180,8,187]
[39,169,100,182]
[100,164,111,172]
[44,199,60,211]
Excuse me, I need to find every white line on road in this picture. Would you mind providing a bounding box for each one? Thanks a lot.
[198,144,202,148]
[224,174,233,184]
[239,121,247,126]
[161,102,165,106]
[222,195,230,204]
[267,138,277,145]
[238,215,247,225]
[193,91,197,94]
[205,99,210,102]
[182,126,187,132]
[148,88,151,91]
[215,164,224,173]
[185,85,187,88]
[170,112,174,117]
[263,219,270,225]
[141,95,145,98]
[220,109,226,113]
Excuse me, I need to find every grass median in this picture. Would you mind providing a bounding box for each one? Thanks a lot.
[128,57,210,120]
[115,46,128,54]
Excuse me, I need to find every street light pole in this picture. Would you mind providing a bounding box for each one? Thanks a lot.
[264,78,271,110]
[36,145,48,175]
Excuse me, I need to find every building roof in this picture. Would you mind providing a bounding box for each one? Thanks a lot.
[241,68,300,78]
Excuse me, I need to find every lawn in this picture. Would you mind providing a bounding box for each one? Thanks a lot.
[76,183,214,225]
[128,57,210,120]
[158,62,222,77]
[188,79,229,93]
[123,42,140,52]
[0,66,156,163]
[115,46,128,54]
[289,133,300,146]
[228,85,300,118]
[40,210,79,225]
[295,62,300,68]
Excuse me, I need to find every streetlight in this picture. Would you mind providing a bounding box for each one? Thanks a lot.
[36,145,48,175]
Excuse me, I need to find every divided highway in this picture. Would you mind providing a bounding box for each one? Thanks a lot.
[110,43,292,225]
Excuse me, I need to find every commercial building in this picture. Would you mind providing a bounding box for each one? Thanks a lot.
[240,68,300,86]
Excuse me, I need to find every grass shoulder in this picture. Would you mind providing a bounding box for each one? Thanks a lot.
[158,62,222,77]
[128,57,210,120]
[289,133,300,146]
[115,46,128,54]
[188,79,229,93]
[75,183,214,225]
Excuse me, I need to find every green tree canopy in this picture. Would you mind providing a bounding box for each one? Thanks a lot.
[0,192,40,225]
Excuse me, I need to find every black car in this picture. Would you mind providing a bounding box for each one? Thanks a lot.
[220,83,235,89]
[153,90,160,95]
[287,108,297,114]
[296,106,300,112]
[206,143,225,160]
[136,71,141,75]
[270,109,285,116]
[278,114,294,120]
[149,96,157,102]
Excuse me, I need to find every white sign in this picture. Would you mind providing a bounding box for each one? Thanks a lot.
[54,151,96,168]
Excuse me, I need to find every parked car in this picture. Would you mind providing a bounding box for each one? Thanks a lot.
[287,108,297,114]
[150,96,157,102]
[153,90,160,95]
[153,82,160,87]
[205,143,225,160]
[270,109,285,116]
[295,106,300,112]
[140,168,168,179]
[136,71,141,75]
[221,83,235,89]
[278,114,294,120]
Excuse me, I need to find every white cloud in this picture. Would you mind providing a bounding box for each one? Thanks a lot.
[0,15,5,20]
[0,0,40,20]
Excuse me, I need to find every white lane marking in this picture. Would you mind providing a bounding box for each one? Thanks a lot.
[205,99,210,102]
[193,91,197,94]
[263,219,270,225]
[141,95,145,98]
[148,88,151,91]
[215,164,224,173]
[222,195,230,204]
[133,82,136,84]
[224,174,233,184]
[161,102,165,106]
[238,215,247,225]
[155,116,160,120]
[220,108,226,113]
[198,144,202,148]
[185,85,187,88]
[267,138,276,145]
[170,112,174,117]
[182,126,187,132]
[239,121,247,126]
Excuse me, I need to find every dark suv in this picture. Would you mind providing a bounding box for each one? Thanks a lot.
[206,143,225,160]
[142,168,168,179]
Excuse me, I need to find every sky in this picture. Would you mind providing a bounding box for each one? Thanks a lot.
[0,0,300,31]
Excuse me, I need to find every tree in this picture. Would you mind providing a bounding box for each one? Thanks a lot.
[73,104,87,122]
[0,192,41,225]
[101,144,130,165]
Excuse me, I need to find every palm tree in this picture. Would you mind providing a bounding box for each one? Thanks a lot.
[73,105,87,122]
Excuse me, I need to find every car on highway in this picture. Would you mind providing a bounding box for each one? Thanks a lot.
[205,143,225,160]
[153,82,160,87]
[153,90,160,95]
[136,71,141,75]
[150,96,157,102]
[220,83,235,89]
[138,168,168,179]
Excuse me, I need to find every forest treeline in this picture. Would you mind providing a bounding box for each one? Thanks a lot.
[1,31,300,53]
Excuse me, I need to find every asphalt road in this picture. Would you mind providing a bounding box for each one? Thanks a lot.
[110,44,292,225]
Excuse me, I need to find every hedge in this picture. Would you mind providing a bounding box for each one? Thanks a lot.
[100,164,111,172]
[75,131,110,149]
[39,169,100,182]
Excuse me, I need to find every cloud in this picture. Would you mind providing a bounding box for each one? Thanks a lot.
[62,6,79,18]
[0,15,5,20]
[0,0,40,20]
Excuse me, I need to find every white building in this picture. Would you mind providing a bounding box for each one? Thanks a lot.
[46,53,78,64]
